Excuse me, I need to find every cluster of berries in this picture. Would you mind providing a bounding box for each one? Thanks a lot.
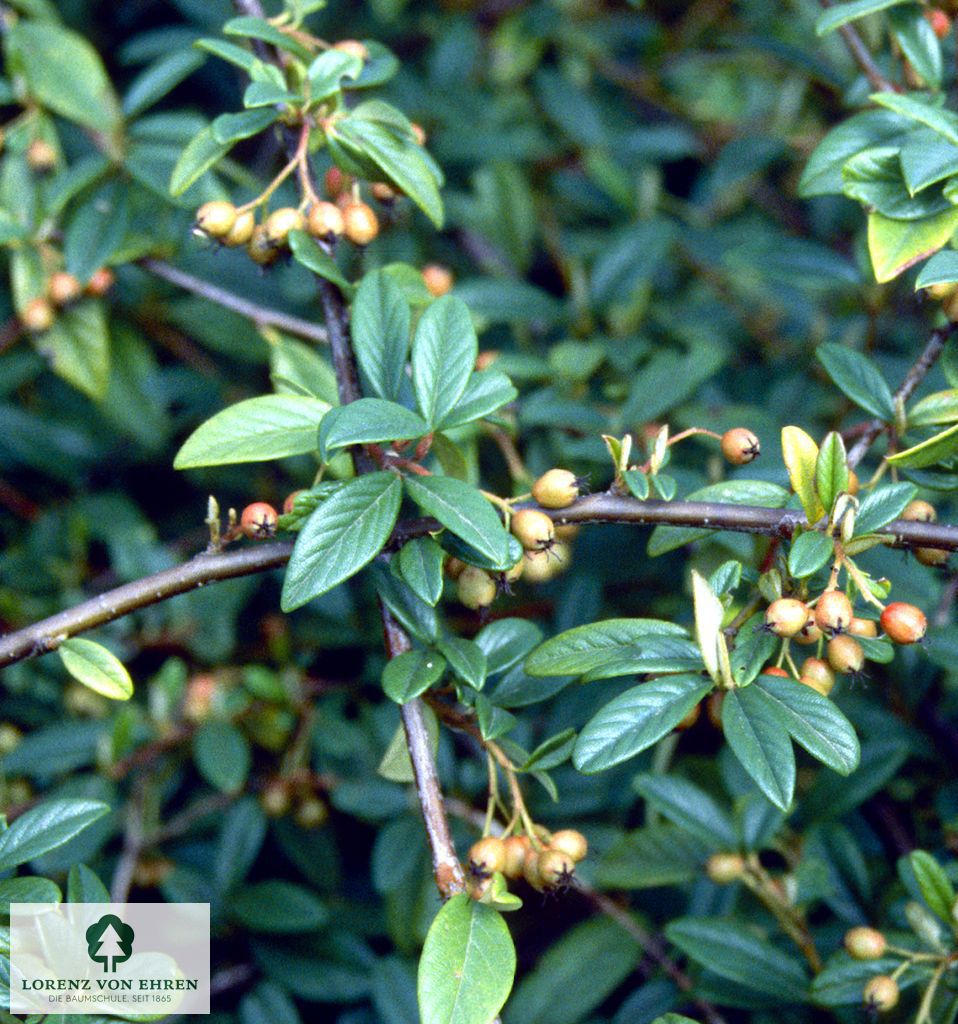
[844,928,899,1012]
[467,828,587,898]
[260,775,329,830]
[20,267,115,335]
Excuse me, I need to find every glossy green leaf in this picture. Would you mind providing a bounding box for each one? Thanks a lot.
[787,531,834,579]
[886,422,958,468]
[38,301,110,401]
[633,774,738,848]
[915,249,958,289]
[411,296,477,428]
[175,395,330,468]
[854,481,917,533]
[871,91,958,147]
[722,686,796,811]
[905,849,956,922]
[817,344,895,421]
[223,16,314,61]
[525,618,687,677]
[816,431,851,514]
[382,649,446,703]
[352,269,411,401]
[395,536,445,606]
[307,49,363,99]
[437,637,488,690]
[193,721,251,794]
[908,388,958,427]
[0,799,110,872]
[439,371,518,428]
[816,0,912,34]
[282,472,402,610]
[232,880,329,933]
[867,207,958,283]
[319,398,428,456]
[59,638,133,701]
[288,230,355,294]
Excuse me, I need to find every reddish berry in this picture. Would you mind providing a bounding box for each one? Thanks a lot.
[880,602,927,644]
[371,181,398,202]
[86,267,115,297]
[334,39,369,60]
[21,296,55,333]
[240,502,278,540]
[675,703,701,731]
[47,271,82,307]
[845,926,887,961]
[324,166,350,199]
[475,350,499,371]
[283,490,304,515]
[764,598,810,638]
[925,8,952,38]
[411,122,427,146]
[762,666,789,677]
[721,427,760,465]
[847,469,860,495]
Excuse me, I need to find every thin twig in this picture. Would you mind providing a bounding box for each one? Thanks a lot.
[819,0,900,92]
[141,258,328,345]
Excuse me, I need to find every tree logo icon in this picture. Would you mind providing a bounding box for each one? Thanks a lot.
[85,914,134,973]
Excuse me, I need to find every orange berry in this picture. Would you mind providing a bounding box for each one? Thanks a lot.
[863,975,899,1012]
[800,657,835,696]
[721,427,760,465]
[764,598,810,638]
[21,296,55,333]
[502,835,531,879]
[511,509,555,551]
[342,202,379,245]
[762,666,789,677]
[422,264,454,297]
[240,502,278,540]
[925,8,952,38]
[827,635,864,675]
[902,499,936,523]
[324,166,350,199]
[47,271,82,307]
[334,39,369,60]
[815,589,854,635]
[86,267,115,297]
[532,469,580,510]
[848,617,878,638]
[880,602,927,644]
[468,836,506,876]
[26,138,56,172]
[307,201,345,239]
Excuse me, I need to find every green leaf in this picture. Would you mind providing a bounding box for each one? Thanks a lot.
[319,398,428,456]
[596,824,707,889]
[352,269,411,401]
[175,395,330,468]
[889,7,942,91]
[908,388,958,427]
[396,537,445,606]
[867,207,958,283]
[871,91,958,147]
[382,650,447,703]
[123,50,206,119]
[59,638,133,701]
[411,296,477,428]
[692,570,724,685]
[282,472,402,610]
[377,707,440,783]
[816,0,914,35]
[842,146,951,220]
[916,249,958,289]
[232,880,329,933]
[782,425,825,524]
[901,130,958,194]
[521,728,577,771]
[633,774,738,848]
[170,125,232,195]
[816,432,851,515]
[813,954,907,1006]
[6,21,121,131]
[887,422,958,468]
[722,687,796,811]
[439,371,518,429]
[223,16,314,62]
[404,475,511,566]
[288,230,355,294]
[212,107,278,144]
[854,481,917,533]
[193,721,251,794]
[418,894,515,1024]
[817,345,895,421]
[307,49,363,100]
[788,531,834,579]
[754,676,860,774]
[525,619,688,677]
[799,110,908,197]
[906,849,957,922]
[666,918,808,1001]
[438,637,487,690]
[243,80,301,108]
[0,875,61,904]
[64,180,129,285]
[0,799,110,872]
[573,675,713,773]
[38,301,110,401]
[195,38,258,72]
[68,863,110,902]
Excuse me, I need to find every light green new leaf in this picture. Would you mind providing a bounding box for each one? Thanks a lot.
[867,207,958,283]
[282,472,402,610]
[59,639,133,701]
[782,426,825,524]
[815,431,850,513]
[907,388,958,427]
[38,301,110,401]
[418,894,515,1024]
[905,849,957,922]
[886,422,958,468]
[692,570,724,685]
[175,395,330,468]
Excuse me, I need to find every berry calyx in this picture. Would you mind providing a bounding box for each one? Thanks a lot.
[815,589,854,635]
[47,271,82,307]
[794,620,823,645]
[721,427,760,465]
[548,829,588,862]
[511,508,556,551]
[222,209,256,247]
[422,264,454,297]
[342,202,380,245]
[863,975,899,1012]
[502,835,531,879]
[86,267,115,297]
[264,207,306,247]
[457,566,497,609]
[532,469,580,510]
[902,499,936,523]
[800,657,835,696]
[240,502,279,540]
[848,617,878,638]
[307,201,345,240]
[844,926,887,961]
[764,598,810,638]
[195,201,238,239]
[468,836,506,877]
[706,852,746,884]
[537,848,576,889]
[827,634,864,675]
[880,602,927,644]
[21,296,55,333]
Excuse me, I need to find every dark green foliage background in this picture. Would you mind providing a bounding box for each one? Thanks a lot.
[1,1,958,1022]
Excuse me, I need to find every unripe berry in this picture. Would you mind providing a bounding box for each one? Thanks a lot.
[762,666,789,677]
[537,848,576,888]
[422,264,454,297]
[47,271,82,307]
[522,849,545,891]
[334,39,369,60]
[549,829,588,862]
[532,469,580,510]
[195,200,238,239]
[863,975,899,1012]
[511,508,555,551]
[247,225,279,266]
[522,548,556,583]
[502,835,531,878]
[844,926,887,960]
[307,201,345,239]
[800,657,835,696]
[554,523,580,542]
[342,202,379,245]
[916,546,950,567]
[26,138,56,172]
[240,502,278,540]
[794,620,822,645]
[721,427,760,465]
[764,598,810,638]
[706,852,746,884]
[707,691,724,727]
[222,209,255,247]
[925,7,952,37]
[21,296,55,333]
[371,181,398,202]
[86,267,115,297]
[457,566,497,609]
[815,589,854,635]
[902,499,936,523]
[444,556,467,580]
[827,635,864,675]
[848,617,878,638]
[468,836,506,876]
[880,602,927,644]
[264,207,305,247]
[294,797,328,830]
[0,723,22,755]
[847,469,860,495]
[260,778,292,817]
[502,559,524,585]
